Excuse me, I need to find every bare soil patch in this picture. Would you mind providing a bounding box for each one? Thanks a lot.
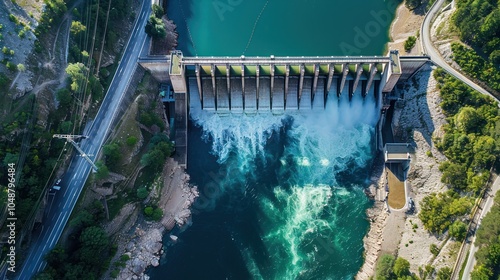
[387,164,406,209]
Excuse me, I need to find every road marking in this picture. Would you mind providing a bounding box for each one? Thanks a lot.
[63,191,73,208]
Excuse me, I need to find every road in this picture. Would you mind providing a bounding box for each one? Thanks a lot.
[462,176,500,278]
[14,1,151,279]
[420,0,498,101]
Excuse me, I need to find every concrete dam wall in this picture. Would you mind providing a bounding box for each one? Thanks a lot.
[167,50,429,114]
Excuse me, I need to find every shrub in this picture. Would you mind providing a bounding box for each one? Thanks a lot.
[144,206,153,216]
[375,254,395,279]
[136,187,149,199]
[404,36,416,52]
[430,243,439,256]
[449,220,467,241]
[126,136,138,146]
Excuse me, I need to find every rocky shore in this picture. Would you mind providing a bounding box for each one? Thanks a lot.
[357,2,457,278]
[114,159,199,280]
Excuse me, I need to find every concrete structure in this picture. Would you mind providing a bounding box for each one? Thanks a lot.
[137,50,429,165]
[165,50,428,113]
[384,143,412,170]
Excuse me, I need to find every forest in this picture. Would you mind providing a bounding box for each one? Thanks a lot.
[418,69,499,237]
[452,0,500,95]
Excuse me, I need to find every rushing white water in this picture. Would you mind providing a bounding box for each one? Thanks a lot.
[189,90,378,279]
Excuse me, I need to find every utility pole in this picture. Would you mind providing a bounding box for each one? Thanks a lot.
[53,134,98,171]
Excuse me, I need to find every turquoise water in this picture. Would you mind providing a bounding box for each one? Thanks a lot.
[168,0,400,56]
[148,1,400,279]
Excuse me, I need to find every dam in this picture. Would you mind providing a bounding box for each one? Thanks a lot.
[139,50,429,166]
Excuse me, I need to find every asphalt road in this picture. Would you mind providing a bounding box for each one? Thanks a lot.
[14,1,151,279]
[462,177,500,278]
[420,0,497,101]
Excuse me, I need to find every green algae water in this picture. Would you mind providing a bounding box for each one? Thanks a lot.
[148,0,400,279]
[168,0,400,56]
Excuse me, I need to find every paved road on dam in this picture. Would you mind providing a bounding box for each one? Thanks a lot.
[15,1,151,279]
[421,0,498,102]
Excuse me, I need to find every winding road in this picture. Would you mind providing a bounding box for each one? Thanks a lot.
[14,1,151,279]
[420,0,497,101]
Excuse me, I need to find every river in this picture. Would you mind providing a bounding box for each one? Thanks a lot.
[148,0,400,279]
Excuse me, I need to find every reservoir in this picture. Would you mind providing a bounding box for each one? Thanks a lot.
[149,0,400,279]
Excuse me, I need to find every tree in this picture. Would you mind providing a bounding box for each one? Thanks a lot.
[490,50,500,65]
[17,63,26,72]
[136,187,149,199]
[152,208,163,221]
[94,161,109,180]
[59,121,73,133]
[126,136,138,146]
[455,107,484,134]
[145,15,166,38]
[152,4,164,18]
[65,63,87,92]
[471,265,492,280]
[375,254,395,280]
[449,220,467,241]
[419,191,472,233]
[393,257,411,278]
[79,226,109,266]
[404,36,416,52]
[436,267,452,280]
[440,161,468,190]
[6,62,16,71]
[56,88,72,107]
[144,206,153,216]
[103,142,121,166]
[70,20,86,35]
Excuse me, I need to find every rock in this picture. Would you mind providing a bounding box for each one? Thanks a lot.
[131,258,146,275]
[170,235,178,242]
[151,257,159,267]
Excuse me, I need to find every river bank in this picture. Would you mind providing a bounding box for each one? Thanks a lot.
[113,159,199,280]
[357,3,460,278]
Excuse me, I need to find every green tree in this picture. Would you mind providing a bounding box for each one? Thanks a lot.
[419,191,472,233]
[152,208,163,221]
[145,15,166,38]
[152,4,164,18]
[404,36,416,52]
[103,142,121,166]
[375,254,395,280]
[79,226,109,267]
[144,206,153,216]
[17,63,26,72]
[471,265,492,280]
[126,136,138,146]
[449,220,467,241]
[59,121,73,133]
[455,107,484,134]
[70,20,86,35]
[430,243,440,256]
[136,187,149,199]
[436,267,452,280]
[56,88,72,107]
[393,257,411,278]
[65,63,87,92]
[439,161,468,190]
[94,161,109,180]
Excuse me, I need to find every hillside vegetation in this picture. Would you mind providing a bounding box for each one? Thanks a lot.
[452,0,500,95]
